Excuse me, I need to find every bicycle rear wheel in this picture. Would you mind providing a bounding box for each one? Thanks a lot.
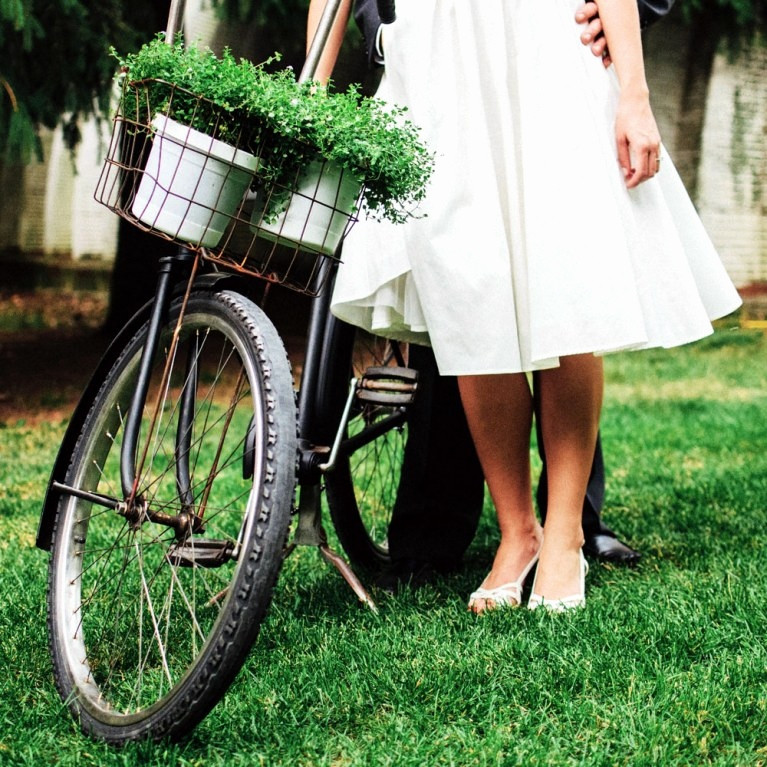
[47,290,296,743]
[324,330,408,570]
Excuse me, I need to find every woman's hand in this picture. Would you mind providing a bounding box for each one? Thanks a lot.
[615,90,661,188]
[593,0,661,187]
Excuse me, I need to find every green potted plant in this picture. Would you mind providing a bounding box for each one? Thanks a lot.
[114,36,264,248]
[111,35,434,254]
[245,77,434,253]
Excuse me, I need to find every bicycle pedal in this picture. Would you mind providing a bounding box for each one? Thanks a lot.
[167,539,235,568]
[357,366,418,406]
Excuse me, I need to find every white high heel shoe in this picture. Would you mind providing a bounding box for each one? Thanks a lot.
[528,549,588,612]
[468,548,541,612]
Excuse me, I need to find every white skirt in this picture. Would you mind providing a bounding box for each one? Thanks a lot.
[332,0,742,374]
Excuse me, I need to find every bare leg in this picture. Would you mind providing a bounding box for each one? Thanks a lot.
[458,373,543,612]
[534,354,603,600]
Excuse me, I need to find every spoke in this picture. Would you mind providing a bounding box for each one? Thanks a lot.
[189,336,239,481]
[85,528,172,697]
[135,539,173,688]
[198,369,246,521]
[121,534,187,708]
[94,418,123,502]
[137,575,144,709]
[186,486,253,534]
[148,397,249,509]
[132,556,178,711]
[74,516,133,586]
[136,326,220,506]
[164,554,208,645]
[184,328,227,482]
[143,337,183,504]
[89,526,172,701]
[74,514,134,650]
[347,420,402,543]
[76,523,169,595]
[79,524,136,688]
[185,431,249,512]
[132,374,249,516]
[162,567,176,661]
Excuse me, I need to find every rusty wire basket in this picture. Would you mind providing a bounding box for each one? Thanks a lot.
[95,78,364,296]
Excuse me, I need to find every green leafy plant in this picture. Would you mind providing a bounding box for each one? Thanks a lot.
[112,36,270,149]
[113,35,434,224]
[0,0,168,162]
[247,77,435,223]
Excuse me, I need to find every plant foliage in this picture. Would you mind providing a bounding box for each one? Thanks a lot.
[115,36,434,224]
[0,0,166,162]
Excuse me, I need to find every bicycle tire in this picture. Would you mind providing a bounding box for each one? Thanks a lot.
[324,330,408,571]
[47,290,296,743]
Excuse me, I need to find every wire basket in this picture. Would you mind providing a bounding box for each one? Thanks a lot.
[95,78,364,296]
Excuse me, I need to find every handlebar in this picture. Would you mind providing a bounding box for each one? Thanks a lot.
[377,0,396,24]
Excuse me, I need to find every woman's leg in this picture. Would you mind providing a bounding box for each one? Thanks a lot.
[534,354,603,600]
[458,373,543,611]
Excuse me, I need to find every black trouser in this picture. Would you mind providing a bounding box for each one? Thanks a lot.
[388,345,613,565]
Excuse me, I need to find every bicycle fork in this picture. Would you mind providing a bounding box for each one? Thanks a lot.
[51,250,202,537]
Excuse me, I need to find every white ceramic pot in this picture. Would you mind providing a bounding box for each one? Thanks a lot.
[132,115,258,248]
[251,159,362,255]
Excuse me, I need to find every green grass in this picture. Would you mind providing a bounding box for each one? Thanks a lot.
[2,325,767,766]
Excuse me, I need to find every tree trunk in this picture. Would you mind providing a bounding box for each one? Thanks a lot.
[674,13,722,199]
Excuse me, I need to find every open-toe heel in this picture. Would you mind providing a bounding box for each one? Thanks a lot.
[528,549,588,612]
[468,549,540,612]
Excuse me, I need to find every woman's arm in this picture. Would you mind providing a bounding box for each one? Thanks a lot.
[595,0,661,188]
[307,0,352,84]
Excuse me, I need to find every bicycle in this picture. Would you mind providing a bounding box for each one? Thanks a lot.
[35,0,411,744]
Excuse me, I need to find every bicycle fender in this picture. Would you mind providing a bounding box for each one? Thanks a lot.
[36,271,247,551]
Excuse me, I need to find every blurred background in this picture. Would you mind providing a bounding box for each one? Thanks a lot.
[0,0,765,420]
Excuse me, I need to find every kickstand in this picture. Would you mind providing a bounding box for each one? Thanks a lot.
[287,484,378,614]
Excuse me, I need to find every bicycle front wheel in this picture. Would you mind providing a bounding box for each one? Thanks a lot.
[47,290,296,743]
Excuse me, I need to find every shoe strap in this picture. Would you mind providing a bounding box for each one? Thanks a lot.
[469,582,523,606]
[528,551,587,611]
[528,592,585,611]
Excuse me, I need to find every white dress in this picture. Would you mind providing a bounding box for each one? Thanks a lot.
[331,0,742,375]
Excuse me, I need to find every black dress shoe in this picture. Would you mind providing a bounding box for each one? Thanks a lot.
[374,558,441,593]
[583,533,641,565]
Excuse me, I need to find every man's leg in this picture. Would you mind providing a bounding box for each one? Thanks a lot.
[379,344,485,588]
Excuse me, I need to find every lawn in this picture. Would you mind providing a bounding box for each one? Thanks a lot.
[1,323,766,766]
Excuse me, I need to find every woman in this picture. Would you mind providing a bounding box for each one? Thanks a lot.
[307,0,741,612]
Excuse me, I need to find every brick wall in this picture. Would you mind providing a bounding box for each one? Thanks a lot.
[644,20,767,291]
